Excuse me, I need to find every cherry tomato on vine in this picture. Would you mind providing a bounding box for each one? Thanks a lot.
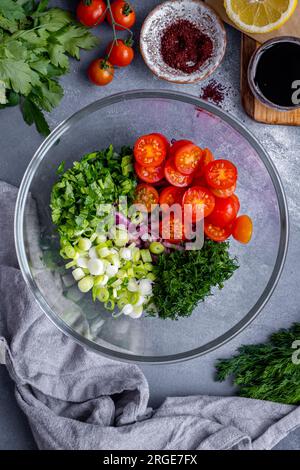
[106,1,136,30]
[134,134,168,167]
[206,195,238,228]
[232,215,253,244]
[183,186,215,222]
[204,220,232,242]
[205,159,238,190]
[134,184,159,213]
[77,0,106,27]
[87,59,114,86]
[106,39,134,67]
[174,143,203,175]
[134,161,164,184]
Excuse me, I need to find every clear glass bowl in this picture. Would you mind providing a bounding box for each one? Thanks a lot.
[15,90,289,363]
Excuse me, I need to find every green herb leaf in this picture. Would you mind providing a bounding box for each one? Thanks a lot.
[0,0,25,21]
[215,323,300,405]
[151,241,238,320]
[55,24,99,59]
[0,58,40,94]
[21,96,50,136]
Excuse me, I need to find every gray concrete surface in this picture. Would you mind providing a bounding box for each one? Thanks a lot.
[0,0,299,450]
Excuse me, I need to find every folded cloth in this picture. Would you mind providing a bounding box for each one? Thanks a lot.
[0,180,299,450]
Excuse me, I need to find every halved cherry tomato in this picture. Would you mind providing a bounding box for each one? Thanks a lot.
[232,215,253,244]
[134,184,159,213]
[169,140,193,159]
[174,143,203,175]
[211,182,236,198]
[204,220,232,242]
[134,162,164,184]
[205,159,238,190]
[159,186,184,212]
[106,0,136,30]
[183,186,215,222]
[77,0,106,27]
[231,194,240,214]
[206,195,239,228]
[134,134,168,168]
[160,213,190,244]
[193,148,214,178]
[151,133,170,152]
[106,39,134,67]
[164,158,193,188]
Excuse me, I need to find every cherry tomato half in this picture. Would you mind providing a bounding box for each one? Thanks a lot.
[164,158,193,188]
[204,220,232,242]
[134,134,168,168]
[87,59,114,86]
[169,140,193,159]
[134,184,159,213]
[193,148,214,178]
[211,182,236,198]
[134,161,164,184]
[106,1,136,30]
[174,143,203,175]
[232,215,253,244]
[159,186,184,212]
[183,186,215,222]
[77,0,106,27]
[106,39,134,67]
[160,213,189,244]
[206,195,239,228]
[205,159,238,190]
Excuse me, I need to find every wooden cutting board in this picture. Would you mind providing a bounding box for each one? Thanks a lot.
[241,34,300,125]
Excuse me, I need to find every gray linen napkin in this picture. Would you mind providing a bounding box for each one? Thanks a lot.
[0,180,299,450]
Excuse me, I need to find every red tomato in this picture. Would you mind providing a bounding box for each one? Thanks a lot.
[159,186,184,212]
[77,0,106,27]
[204,220,232,242]
[106,39,134,67]
[231,194,240,214]
[205,159,238,190]
[206,196,239,228]
[160,213,189,244]
[164,158,193,188]
[134,162,164,183]
[174,143,203,175]
[211,182,236,198]
[134,184,159,213]
[232,215,253,244]
[193,147,214,177]
[87,59,114,86]
[169,140,193,159]
[183,186,215,222]
[134,134,168,167]
[106,1,136,30]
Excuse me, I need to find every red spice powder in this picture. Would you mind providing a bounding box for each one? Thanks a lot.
[161,19,213,74]
[200,80,226,105]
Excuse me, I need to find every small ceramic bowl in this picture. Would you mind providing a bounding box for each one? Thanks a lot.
[248,36,300,111]
[140,0,227,84]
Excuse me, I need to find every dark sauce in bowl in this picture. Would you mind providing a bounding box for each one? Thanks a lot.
[254,41,300,108]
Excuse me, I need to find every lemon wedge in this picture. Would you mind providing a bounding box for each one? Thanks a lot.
[224,0,298,33]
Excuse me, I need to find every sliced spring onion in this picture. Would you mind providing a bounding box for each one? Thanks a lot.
[98,247,111,258]
[149,242,165,255]
[104,299,115,311]
[94,274,109,287]
[72,267,85,281]
[140,249,152,263]
[96,234,107,244]
[97,287,109,302]
[87,259,104,276]
[77,256,89,269]
[78,237,92,251]
[78,276,94,293]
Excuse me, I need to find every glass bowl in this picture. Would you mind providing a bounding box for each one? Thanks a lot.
[15,90,289,364]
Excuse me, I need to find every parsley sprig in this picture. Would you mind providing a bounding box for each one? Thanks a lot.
[0,0,98,135]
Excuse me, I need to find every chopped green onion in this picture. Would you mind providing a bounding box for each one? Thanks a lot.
[104,299,115,311]
[149,242,165,255]
[97,287,109,302]
[140,249,152,263]
[78,276,94,293]
[78,237,92,251]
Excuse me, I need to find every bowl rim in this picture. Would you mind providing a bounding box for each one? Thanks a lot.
[139,0,227,84]
[14,89,289,364]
